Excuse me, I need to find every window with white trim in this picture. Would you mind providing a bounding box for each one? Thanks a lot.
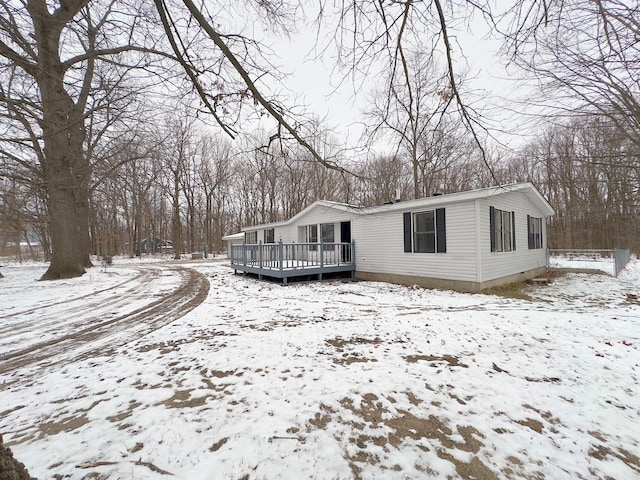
[263,228,275,244]
[403,208,446,253]
[528,216,543,249]
[245,231,257,244]
[490,207,515,252]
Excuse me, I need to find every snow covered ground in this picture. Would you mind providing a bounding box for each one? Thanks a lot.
[1,256,639,479]
[548,255,617,276]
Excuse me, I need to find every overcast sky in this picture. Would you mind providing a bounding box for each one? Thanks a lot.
[259,11,535,156]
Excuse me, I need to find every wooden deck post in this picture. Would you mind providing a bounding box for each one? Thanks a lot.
[319,239,324,280]
[242,242,247,276]
[351,240,356,278]
[258,241,263,280]
[278,239,284,278]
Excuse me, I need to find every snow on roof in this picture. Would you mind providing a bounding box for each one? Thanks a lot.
[222,232,245,241]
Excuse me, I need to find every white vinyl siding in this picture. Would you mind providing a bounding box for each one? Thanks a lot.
[354,201,477,282]
[240,184,551,286]
[480,191,548,282]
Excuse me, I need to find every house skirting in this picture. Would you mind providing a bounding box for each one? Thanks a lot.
[354,267,547,293]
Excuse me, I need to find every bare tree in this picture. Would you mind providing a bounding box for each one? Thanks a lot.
[509,116,640,252]
[366,51,458,197]
[198,136,232,254]
[0,1,176,278]
[501,1,640,151]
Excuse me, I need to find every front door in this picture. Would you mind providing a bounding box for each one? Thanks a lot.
[340,221,351,263]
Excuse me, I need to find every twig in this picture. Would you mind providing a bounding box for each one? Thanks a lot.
[135,459,174,475]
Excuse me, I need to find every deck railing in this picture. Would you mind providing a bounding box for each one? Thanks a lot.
[230,240,356,283]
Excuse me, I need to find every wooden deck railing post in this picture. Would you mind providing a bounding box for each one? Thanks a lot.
[351,240,356,265]
[242,242,246,266]
[319,239,324,280]
[231,240,356,283]
[351,240,356,278]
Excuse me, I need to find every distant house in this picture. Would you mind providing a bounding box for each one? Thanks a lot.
[141,237,172,254]
[227,182,554,292]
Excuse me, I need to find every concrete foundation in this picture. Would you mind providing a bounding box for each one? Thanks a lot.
[354,267,547,293]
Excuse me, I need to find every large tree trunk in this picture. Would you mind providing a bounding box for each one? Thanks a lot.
[30,0,92,280]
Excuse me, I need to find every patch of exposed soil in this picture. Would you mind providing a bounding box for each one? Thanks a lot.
[308,392,495,478]
[588,444,640,473]
[326,336,382,352]
[404,354,469,368]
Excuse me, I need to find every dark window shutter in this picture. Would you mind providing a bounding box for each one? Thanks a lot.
[436,208,446,253]
[527,215,532,249]
[511,211,516,251]
[489,206,495,252]
[403,212,412,252]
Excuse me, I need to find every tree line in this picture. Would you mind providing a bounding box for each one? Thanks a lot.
[1,1,638,274]
[2,108,638,261]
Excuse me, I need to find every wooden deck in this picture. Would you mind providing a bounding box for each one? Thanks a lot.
[230,241,356,284]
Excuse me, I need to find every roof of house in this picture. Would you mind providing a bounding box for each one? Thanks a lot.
[360,182,555,216]
[222,232,245,241]
[242,182,554,231]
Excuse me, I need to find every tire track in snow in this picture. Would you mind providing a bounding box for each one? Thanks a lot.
[0,266,209,383]
[0,268,164,349]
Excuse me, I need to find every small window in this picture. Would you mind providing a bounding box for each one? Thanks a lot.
[403,209,446,253]
[490,207,515,252]
[245,231,257,244]
[528,216,543,249]
[264,228,275,244]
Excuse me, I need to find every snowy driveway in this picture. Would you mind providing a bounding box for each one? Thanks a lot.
[1,258,639,479]
[0,263,208,384]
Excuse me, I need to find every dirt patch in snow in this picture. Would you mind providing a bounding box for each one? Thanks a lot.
[404,354,469,368]
[308,392,496,479]
[588,444,640,472]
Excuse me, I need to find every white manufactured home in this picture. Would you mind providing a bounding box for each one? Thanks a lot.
[228,182,554,292]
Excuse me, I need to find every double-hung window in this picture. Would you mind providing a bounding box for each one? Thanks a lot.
[528,216,543,249]
[245,231,257,244]
[490,207,516,252]
[403,208,446,253]
[263,228,275,244]
[413,211,436,253]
